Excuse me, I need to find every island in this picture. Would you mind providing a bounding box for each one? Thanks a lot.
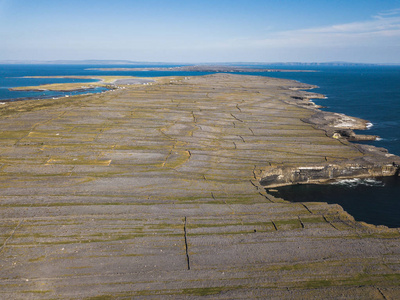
[87,65,317,72]
[1,73,399,299]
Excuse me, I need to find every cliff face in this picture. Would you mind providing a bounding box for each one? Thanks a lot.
[261,134,400,188]
[260,88,400,188]
[261,162,399,188]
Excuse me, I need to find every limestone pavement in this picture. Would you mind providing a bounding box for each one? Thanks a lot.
[0,74,399,299]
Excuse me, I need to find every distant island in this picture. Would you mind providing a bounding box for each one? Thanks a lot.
[87,65,317,73]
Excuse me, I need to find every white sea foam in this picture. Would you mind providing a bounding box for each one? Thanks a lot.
[331,178,384,187]
[366,122,373,129]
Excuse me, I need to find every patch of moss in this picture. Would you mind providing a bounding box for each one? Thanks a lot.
[86,296,114,300]
[21,290,52,294]
[181,286,242,296]
[298,273,400,289]
[274,219,302,230]
[0,130,30,139]
[302,216,325,223]
[28,255,46,262]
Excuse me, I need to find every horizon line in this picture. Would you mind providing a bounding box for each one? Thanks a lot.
[1,60,400,66]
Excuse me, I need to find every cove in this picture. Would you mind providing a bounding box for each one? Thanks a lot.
[267,176,400,228]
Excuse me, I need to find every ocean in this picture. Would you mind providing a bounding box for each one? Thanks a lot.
[256,65,400,228]
[0,64,399,227]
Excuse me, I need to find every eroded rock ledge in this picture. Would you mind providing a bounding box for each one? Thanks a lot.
[302,111,379,141]
[284,88,378,141]
[261,161,400,188]
[261,85,400,188]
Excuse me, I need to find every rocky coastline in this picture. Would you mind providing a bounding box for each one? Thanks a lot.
[261,83,400,188]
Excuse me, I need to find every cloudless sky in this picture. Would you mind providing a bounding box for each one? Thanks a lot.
[1,0,400,63]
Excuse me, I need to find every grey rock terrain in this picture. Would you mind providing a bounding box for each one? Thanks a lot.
[0,74,399,299]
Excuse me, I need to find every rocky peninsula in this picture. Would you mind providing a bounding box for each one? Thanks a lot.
[0,74,399,299]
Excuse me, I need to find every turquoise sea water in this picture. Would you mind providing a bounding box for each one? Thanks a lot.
[0,64,399,227]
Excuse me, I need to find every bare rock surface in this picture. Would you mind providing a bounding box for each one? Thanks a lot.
[0,74,399,299]
[112,78,155,85]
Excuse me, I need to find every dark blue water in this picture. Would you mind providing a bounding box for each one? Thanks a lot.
[0,64,198,101]
[254,65,399,228]
[268,177,400,228]
[1,64,399,227]
[252,65,400,157]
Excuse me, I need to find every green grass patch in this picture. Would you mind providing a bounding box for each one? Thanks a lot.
[181,286,242,296]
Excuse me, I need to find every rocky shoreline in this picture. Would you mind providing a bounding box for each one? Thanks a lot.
[261,83,400,188]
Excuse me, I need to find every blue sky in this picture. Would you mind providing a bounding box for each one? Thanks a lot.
[1,0,400,63]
